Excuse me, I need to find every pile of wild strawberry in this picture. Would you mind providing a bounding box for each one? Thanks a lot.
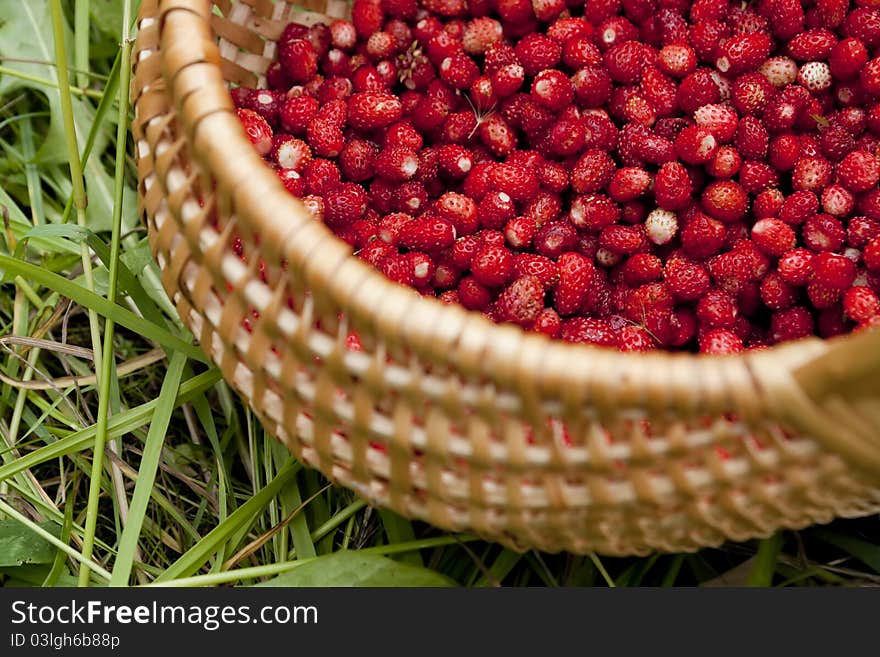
[230,0,880,354]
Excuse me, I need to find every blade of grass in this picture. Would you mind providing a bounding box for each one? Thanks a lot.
[378,509,422,566]
[661,554,685,587]
[20,115,44,226]
[79,0,133,587]
[42,480,77,587]
[0,498,111,583]
[49,0,103,376]
[146,534,480,588]
[153,459,302,583]
[74,0,90,90]
[0,368,221,483]
[110,350,186,586]
[747,532,784,587]
[0,255,209,363]
[474,548,521,587]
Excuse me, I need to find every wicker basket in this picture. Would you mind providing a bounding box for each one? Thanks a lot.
[132,0,880,556]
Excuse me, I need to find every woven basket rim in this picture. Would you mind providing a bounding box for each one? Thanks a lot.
[143,0,880,474]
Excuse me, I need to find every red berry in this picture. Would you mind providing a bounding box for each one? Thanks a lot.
[496,275,545,326]
[674,125,718,164]
[699,328,744,354]
[716,33,772,76]
[843,286,880,323]
[471,244,514,287]
[235,108,273,156]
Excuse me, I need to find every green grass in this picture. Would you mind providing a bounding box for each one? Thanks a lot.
[0,0,879,588]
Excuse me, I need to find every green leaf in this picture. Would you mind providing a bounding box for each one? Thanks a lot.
[813,529,880,574]
[0,0,135,234]
[255,550,458,587]
[88,0,126,39]
[0,519,61,567]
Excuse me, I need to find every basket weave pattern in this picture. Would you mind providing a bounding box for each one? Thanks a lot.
[133,0,880,555]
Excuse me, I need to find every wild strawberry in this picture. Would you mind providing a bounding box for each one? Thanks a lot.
[372,145,418,182]
[561,317,618,347]
[607,167,651,203]
[378,252,415,287]
[553,252,597,315]
[689,20,728,63]
[397,216,456,252]
[665,257,710,300]
[848,216,880,248]
[796,61,832,94]
[330,19,358,50]
[821,185,855,217]
[471,244,514,287]
[699,328,744,354]
[599,224,648,255]
[479,114,517,157]
[739,161,779,194]
[828,38,868,81]
[843,8,880,47]
[639,208,677,245]
[706,146,743,178]
[837,150,880,192]
[776,248,815,286]
[525,70,574,113]
[433,192,477,235]
[731,73,775,116]
[753,188,785,218]
[529,307,562,337]
[324,182,368,227]
[843,286,880,323]
[306,118,344,157]
[653,161,692,210]
[694,104,738,143]
[864,237,880,272]
[461,17,503,55]
[778,190,817,225]
[513,253,559,289]
[792,156,833,192]
[696,288,738,329]
[622,253,663,287]
[272,135,313,172]
[279,38,318,84]
[245,89,285,126]
[682,212,726,259]
[235,109,273,156]
[752,218,796,256]
[347,92,403,131]
[770,306,814,342]
[604,41,651,85]
[767,134,801,171]
[276,168,305,196]
[534,221,578,259]
[515,34,561,77]
[758,56,799,88]
[377,212,413,244]
[803,214,846,252]
[496,275,545,326]
[817,123,856,161]
[674,125,718,164]
[733,116,769,160]
[716,33,772,76]
[701,180,748,222]
[394,180,429,214]
[412,253,445,289]
[657,44,696,78]
[787,28,838,61]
